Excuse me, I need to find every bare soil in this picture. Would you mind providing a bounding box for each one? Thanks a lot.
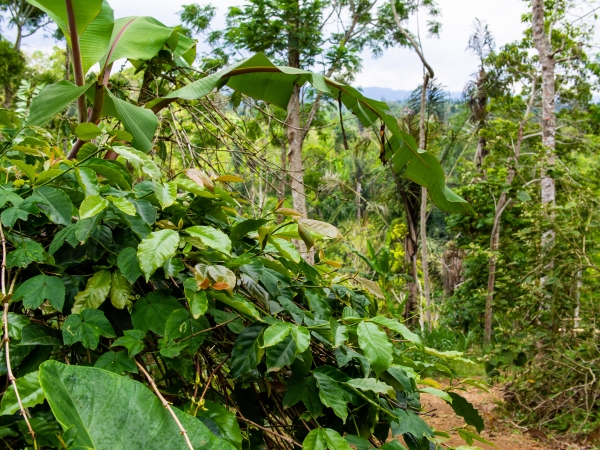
[419,384,597,450]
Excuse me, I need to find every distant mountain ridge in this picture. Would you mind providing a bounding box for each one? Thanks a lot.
[360,86,463,102]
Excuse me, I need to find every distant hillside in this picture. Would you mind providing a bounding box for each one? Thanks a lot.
[360,86,462,102]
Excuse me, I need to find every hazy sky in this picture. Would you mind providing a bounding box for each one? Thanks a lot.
[9,0,598,92]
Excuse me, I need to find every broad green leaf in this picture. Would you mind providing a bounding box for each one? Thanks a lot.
[6,240,45,269]
[27,0,102,37]
[456,428,496,447]
[137,229,179,281]
[106,89,158,152]
[209,292,261,321]
[102,16,174,66]
[1,199,38,228]
[13,275,65,311]
[262,322,292,347]
[11,160,36,181]
[20,323,63,346]
[420,387,453,404]
[79,0,114,73]
[156,53,470,213]
[390,408,433,439]
[230,322,266,378]
[330,319,348,347]
[62,309,116,349]
[185,225,232,255]
[370,316,422,346]
[0,371,45,416]
[269,237,301,263]
[75,167,100,196]
[299,218,343,240]
[94,351,137,374]
[303,429,327,450]
[108,195,136,215]
[79,195,109,219]
[187,290,208,319]
[292,325,311,354]
[32,186,74,226]
[346,378,395,396]
[75,122,102,140]
[27,81,92,127]
[357,321,393,377]
[323,428,352,450]
[448,392,485,433]
[131,291,182,335]
[164,309,209,351]
[313,372,348,422]
[196,400,243,450]
[266,334,296,372]
[72,270,112,313]
[379,441,408,450]
[38,361,234,449]
[112,146,161,179]
[153,180,177,209]
[117,247,143,284]
[109,271,131,309]
[82,158,132,190]
[230,218,269,243]
[112,329,145,358]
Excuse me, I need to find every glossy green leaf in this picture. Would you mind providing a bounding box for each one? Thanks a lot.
[323,428,352,450]
[27,80,92,127]
[269,237,301,263]
[75,167,100,196]
[209,292,261,321]
[420,387,453,404]
[131,291,182,335]
[32,186,74,226]
[72,270,112,313]
[313,372,348,422]
[266,334,296,372]
[0,371,45,416]
[153,180,178,209]
[292,325,311,354]
[112,146,161,179]
[13,274,65,311]
[94,351,137,374]
[370,316,422,346]
[345,378,395,396]
[75,122,102,141]
[196,400,242,450]
[106,89,158,152]
[390,408,433,439]
[38,361,234,449]
[303,429,327,450]
[111,329,145,358]
[82,158,132,190]
[79,0,114,73]
[108,195,136,215]
[262,322,292,347]
[117,247,143,284]
[137,229,180,281]
[185,225,232,255]
[357,321,393,377]
[109,271,131,309]
[230,322,265,378]
[62,309,116,349]
[27,0,102,38]
[448,392,485,433]
[187,290,208,319]
[20,323,63,346]
[79,194,109,219]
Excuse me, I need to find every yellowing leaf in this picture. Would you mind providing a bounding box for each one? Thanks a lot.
[299,218,343,239]
[185,168,214,192]
[215,175,244,182]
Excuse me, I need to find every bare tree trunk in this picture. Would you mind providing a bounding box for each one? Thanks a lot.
[532,0,556,273]
[484,77,536,345]
[356,180,362,222]
[398,182,420,326]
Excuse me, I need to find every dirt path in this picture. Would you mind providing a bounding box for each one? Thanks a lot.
[420,384,589,450]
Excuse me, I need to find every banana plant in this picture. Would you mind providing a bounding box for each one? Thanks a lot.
[25,0,471,214]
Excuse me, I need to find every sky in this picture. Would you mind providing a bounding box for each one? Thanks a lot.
[7,0,599,92]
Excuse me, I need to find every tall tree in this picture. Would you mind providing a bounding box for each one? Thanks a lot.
[0,0,47,106]
[182,0,379,258]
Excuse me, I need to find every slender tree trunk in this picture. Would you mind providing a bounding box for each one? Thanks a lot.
[419,74,432,329]
[398,183,420,326]
[532,0,556,273]
[484,77,536,345]
[356,180,362,221]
